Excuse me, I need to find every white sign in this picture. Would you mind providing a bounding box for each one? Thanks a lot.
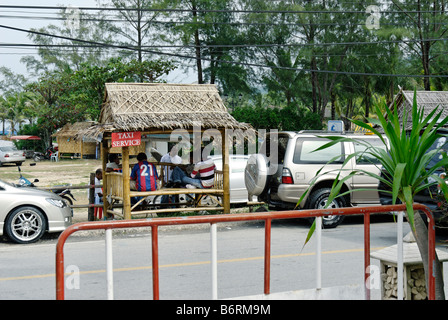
[328,120,344,132]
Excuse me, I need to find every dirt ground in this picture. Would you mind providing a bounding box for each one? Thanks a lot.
[0,158,103,223]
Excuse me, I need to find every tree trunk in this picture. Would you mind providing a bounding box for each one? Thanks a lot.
[191,2,203,84]
[410,211,445,300]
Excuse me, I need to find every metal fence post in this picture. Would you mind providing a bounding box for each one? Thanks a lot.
[106,229,114,300]
[316,216,322,290]
[211,223,218,299]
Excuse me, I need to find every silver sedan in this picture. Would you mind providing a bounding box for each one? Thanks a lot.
[0,146,26,166]
[0,179,72,244]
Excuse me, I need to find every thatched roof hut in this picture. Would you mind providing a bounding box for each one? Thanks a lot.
[83,83,250,139]
[52,121,98,159]
[82,83,252,220]
[389,89,448,130]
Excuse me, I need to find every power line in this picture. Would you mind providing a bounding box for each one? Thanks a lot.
[2,35,448,50]
[3,13,448,28]
[0,4,447,15]
[1,24,447,79]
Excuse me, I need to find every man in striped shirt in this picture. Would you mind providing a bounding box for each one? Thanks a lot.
[130,152,158,191]
[170,156,216,189]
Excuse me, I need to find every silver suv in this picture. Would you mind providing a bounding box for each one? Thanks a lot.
[244,131,386,228]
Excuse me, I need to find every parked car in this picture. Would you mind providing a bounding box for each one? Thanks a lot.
[244,131,388,228]
[0,179,72,244]
[379,131,448,227]
[0,146,25,166]
[210,154,250,204]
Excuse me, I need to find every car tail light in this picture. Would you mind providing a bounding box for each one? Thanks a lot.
[4,153,9,158]
[282,168,294,184]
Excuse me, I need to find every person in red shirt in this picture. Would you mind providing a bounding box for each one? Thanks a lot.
[130,153,158,191]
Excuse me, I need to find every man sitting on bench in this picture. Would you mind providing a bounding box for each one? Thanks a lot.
[130,152,159,191]
[170,150,216,189]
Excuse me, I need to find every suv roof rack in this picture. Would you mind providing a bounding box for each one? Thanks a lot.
[297,130,370,135]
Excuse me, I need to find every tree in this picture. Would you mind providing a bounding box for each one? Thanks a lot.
[97,0,173,63]
[21,7,115,77]
[27,70,85,147]
[70,57,176,119]
[170,0,246,88]
[231,101,321,131]
[388,0,448,90]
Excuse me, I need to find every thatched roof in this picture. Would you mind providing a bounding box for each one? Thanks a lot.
[82,83,251,139]
[389,89,448,130]
[53,121,98,139]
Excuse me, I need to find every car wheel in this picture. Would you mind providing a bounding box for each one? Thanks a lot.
[244,154,269,197]
[5,206,47,244]
[308,188,346,228]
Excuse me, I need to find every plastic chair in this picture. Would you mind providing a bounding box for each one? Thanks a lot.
[51,151,59,162]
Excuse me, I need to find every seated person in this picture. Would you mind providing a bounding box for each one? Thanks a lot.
[106,153,121,172]
[130,152,159,191]
[160,145,182,184]
[170,154,215,189]
[160,146,182,204]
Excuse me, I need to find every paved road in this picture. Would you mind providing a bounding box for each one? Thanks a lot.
[1,214,447,300]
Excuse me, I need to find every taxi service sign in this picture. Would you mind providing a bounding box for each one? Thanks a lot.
[111,131,141,148]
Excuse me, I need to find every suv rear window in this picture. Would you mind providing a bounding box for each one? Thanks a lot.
[262,134,289,164]
[293,138,344,164]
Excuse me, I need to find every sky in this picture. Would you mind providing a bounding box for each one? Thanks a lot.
[0,0,195,83]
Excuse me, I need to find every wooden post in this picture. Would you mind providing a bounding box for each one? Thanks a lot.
[122,146,131,220]
[221,128,230,214]
[101,140,110,218]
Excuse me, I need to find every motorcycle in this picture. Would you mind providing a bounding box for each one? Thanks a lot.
[50,185,77,205]
[17,164,76,205]
[17,165,39,187]
[33,146,56,162]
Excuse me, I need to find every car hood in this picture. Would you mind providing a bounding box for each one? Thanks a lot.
[0,181,58,198]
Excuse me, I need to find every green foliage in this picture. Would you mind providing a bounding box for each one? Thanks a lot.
[13,57,176,145]
[231,103,322,131]
[70,57,176,119]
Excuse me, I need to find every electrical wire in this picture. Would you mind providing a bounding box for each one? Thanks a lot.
[1,24,447,79]
[1,4,448,15]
